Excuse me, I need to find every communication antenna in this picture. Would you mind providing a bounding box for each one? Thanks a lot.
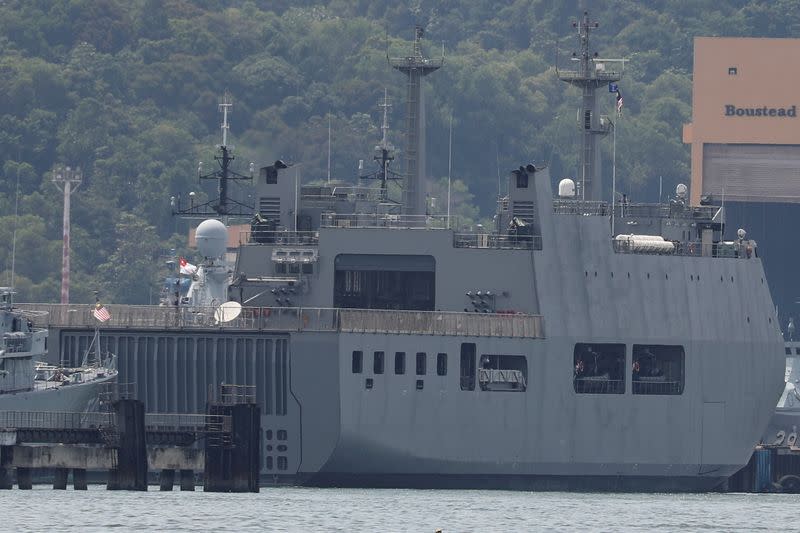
[447,113,453,229]
[173,93,255,219]
[219,91,232,147]
[327,114,332,184]
[9,163,20,304]
[214,300,242,324]
[52,165,83,304]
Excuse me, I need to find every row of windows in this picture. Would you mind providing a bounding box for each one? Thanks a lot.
[352,351,448,376]
[351,343,685,397]
[573,343,685,395]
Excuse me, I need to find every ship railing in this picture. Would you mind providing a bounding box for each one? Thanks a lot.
[0,410,115,430]
[453,233,543,250]
[320,213,452,230]
[145,413,231,434]
[339,309,543,338]
[240,229,319,246]
[573,377,625,394]
[14,304,545,338]
[632,380,683,395]
[612,238,757,259]
[553,200,721,220]
[553,200,609,216]
[218,383,257,405]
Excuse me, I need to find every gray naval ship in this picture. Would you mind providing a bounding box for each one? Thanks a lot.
[0,288,117,412]
[39,13,785,491]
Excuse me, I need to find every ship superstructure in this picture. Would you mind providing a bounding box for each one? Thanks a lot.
[31,14,786,491]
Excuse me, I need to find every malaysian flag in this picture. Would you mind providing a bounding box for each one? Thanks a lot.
[179,257,197,275]
[93,303,111,322]
[616,90,624,117]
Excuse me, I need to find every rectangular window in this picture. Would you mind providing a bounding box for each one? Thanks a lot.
[478,354,527,392]
[352,351,363,374]
[394,352,406,375]
[374,351,385,375]
[301,263,313,274]
[436,353,447,376]
[632,345,685,395]
[573,343,625,394]
[416,379,424,390]
[460,343,476,391]
[416,352,427,375]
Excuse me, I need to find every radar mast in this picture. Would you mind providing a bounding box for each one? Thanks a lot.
[389,26,443,216]
[172,91,254,220]
[557,11,623,201]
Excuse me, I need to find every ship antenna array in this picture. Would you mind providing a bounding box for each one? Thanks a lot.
[556,10,624,202]
[388,25,443,216]
[359,88,402,200]
[172,92,255,220]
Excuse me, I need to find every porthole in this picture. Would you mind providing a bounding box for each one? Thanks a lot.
[647,273,650,279]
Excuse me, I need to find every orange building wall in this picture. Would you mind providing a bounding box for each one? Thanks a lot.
[686,37,800,204]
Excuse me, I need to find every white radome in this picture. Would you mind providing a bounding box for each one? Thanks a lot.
[195,219,227,259]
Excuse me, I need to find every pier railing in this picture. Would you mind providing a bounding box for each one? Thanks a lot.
[16,304,545,339]
[0,411,232,434]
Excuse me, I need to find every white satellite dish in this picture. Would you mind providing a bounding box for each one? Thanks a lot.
[214,301,242,323]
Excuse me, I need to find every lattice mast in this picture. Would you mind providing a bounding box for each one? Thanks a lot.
[557,11,621,201]
[52,166,82,304]
[173,92,254,219]
[389,26,443,216]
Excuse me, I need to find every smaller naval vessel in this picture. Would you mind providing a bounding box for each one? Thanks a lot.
[0,288,117,412]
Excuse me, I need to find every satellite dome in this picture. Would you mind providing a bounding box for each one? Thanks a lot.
[195,219,227,259]
[558,178,576,198]
[675,183,688,199]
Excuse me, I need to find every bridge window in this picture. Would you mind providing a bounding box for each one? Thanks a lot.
[416,352,427,375]
[479,354,528,392]
[352,351,362,374]
[632,345,685,395]
[437,353,447,376]
[333,254,435,310]
[460,343,476,391]
[394,352,406,375]
[374,351,385,375]
[573,343,625,394]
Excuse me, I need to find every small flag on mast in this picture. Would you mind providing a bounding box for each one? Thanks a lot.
[93,303,111,322]
[179,257,197,275]
[616,90,624,117]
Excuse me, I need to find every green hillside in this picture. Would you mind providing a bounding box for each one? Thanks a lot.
[0,0,797,303]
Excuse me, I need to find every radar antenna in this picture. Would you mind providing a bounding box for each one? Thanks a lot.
[172,91,255,219]
[360,89,402,201]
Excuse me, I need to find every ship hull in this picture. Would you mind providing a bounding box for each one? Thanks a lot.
[0,374,116,412]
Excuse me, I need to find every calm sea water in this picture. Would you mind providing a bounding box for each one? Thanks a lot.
[0,486,795,532]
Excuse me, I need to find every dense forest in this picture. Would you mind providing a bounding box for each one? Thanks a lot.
[1,0,799,304]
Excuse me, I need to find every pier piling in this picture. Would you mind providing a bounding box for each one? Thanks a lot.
[180,469,195,491]
[111,399,147,491]
[73,468,88,490]
[53,468,68,490]
[160,469,175,491]
[16,467,32,489]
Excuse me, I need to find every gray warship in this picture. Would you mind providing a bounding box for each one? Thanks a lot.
[34,14,785,491]
[0,288,117,411]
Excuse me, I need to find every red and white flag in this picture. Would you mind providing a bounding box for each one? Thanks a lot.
[616,90,624,116]
[179,257,197,275]
[93,303,111,322]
